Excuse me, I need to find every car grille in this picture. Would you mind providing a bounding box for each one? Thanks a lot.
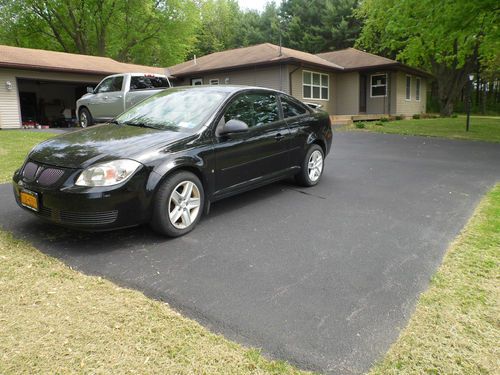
[30,205,118,226]
[59,210,118,225]
[22,162,38,180]
[37,168,65,186]
[22,161,67,187]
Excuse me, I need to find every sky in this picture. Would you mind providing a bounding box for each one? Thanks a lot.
[237,0,282,12]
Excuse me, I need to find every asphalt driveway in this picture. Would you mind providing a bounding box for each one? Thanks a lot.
[1,132,499,374]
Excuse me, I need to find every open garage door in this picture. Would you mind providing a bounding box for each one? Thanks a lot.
[17,78,95,128]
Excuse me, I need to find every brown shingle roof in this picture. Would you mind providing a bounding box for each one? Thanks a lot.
[317,47,431,77]
[0,44,167,76]
[168,43,344,77]
[316,48,397,70]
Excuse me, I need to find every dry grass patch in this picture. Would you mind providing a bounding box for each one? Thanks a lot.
[370,185,500,374]
[0,231,308,374]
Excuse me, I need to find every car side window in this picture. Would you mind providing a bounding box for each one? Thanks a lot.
[281,96,308,118]
[96,76,123,93]
[224,93,280,128]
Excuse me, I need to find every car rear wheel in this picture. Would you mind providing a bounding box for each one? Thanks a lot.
[151,171,204,237]
[295,144,324,187]
[79,108,93,128]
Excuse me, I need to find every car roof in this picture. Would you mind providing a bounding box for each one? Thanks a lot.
[170,85,283,95]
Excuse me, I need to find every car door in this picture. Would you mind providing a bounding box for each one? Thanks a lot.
[280,94,316,168]
[89,76,124,120]
[213,91,291,196]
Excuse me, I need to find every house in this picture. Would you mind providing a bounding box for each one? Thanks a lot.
[0,45,167,129]
[0,43,430,129]
[168,43,430,119]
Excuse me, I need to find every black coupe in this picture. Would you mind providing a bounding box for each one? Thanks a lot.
[13,86,332,237]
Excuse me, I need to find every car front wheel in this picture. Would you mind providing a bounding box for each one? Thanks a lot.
[295,144,324,187]
[151,171,204,237]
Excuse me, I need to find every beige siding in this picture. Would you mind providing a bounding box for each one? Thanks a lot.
[394,71,427,116]
[335,72,359,115]
[0,70,20,129]
[0,68,103,129]
[177,65,289,92]
[289,66,336,115]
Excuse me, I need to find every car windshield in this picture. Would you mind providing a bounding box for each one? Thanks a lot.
[115,88,228,131]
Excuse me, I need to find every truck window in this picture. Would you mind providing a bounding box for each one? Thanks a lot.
[130,76,170,91]
[96,76,123,93]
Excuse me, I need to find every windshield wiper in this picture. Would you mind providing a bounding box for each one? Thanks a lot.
[123,121,162,130]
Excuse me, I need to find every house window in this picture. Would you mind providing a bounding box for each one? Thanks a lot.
[370,74,387,97]
[209,79,219,85]
[303,71,329,100]
[191,78,203,86]
[415,78,421,101]
[405,75,411,100]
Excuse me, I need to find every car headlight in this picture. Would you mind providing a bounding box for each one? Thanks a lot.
[75,159,142,187]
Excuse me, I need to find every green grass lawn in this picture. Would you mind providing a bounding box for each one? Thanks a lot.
[370,184,500,374]
[347,115,500,143]
[0,131,58,183]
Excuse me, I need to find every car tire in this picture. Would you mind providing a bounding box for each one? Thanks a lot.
[295,144,324,187]
[151,171,204,237]
[79,108,93,128]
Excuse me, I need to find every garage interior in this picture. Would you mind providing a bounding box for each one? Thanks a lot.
[17,78,94,127]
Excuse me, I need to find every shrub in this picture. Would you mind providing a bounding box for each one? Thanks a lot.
[395,115,404,121]
[380,117,389,122]
[355,122,366,129]
[375,121,384,126]
[412,114,421,119]
[451,113,458,118]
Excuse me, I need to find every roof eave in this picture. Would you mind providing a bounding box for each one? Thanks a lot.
[0,62,168,77]
[342,62,432,78]
[171,57,343,78]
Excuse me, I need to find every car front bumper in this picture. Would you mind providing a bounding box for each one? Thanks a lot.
[12,163,153,231]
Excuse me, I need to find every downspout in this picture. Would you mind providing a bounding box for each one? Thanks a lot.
[387,72,391,115]
[288,65,301,96]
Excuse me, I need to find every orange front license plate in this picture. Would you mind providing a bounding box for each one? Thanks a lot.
[20,190,39,211]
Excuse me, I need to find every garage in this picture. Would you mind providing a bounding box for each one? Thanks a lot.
[0,44,166,129]
[17,78,94,128]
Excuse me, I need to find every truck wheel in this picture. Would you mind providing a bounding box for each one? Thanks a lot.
[79,108,93,128]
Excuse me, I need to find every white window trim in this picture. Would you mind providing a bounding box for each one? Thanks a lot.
[405,75,412,101]
[302,70,329,101]
[370,73,387,98]
[415,77,421,102]
[209,79,219,85]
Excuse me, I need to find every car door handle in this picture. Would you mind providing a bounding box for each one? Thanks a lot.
[117,95,122,98]
[275,133,285,141]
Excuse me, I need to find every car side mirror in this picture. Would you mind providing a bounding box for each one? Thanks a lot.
[219,119,249,135]
[86,86,95,94]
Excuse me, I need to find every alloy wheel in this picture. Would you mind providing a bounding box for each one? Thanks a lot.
[168,181,201,229]
[308,150,323,182]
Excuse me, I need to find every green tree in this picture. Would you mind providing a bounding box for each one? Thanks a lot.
[192,0,241,56]
[0,0,199,66]
[356,0,500,115]
[280,0,361,53]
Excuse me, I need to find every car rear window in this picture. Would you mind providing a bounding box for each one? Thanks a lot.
[130,76,170,91]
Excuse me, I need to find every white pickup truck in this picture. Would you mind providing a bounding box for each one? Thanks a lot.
[76,73,171,127]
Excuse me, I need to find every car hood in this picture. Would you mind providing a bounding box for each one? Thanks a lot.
[29,124,190,168]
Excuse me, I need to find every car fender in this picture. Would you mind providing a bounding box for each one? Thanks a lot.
[146,154,210,195]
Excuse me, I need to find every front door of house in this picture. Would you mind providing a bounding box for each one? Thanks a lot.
[359,74,367,113]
